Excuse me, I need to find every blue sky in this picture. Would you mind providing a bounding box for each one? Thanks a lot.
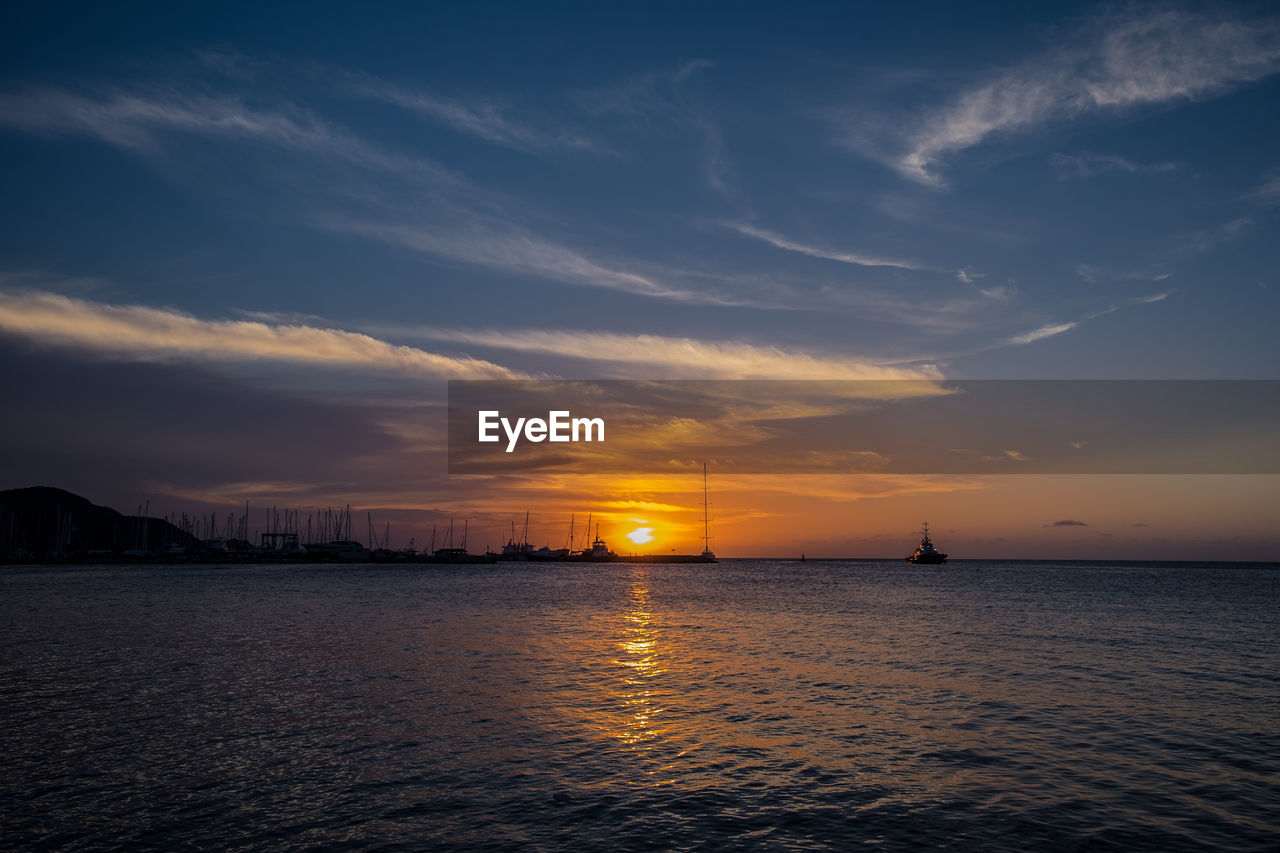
[1,2,1278,554]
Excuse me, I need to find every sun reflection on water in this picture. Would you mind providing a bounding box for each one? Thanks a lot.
[609,570,669,748]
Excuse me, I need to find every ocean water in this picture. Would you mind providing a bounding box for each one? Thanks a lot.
[1,559,1277,851]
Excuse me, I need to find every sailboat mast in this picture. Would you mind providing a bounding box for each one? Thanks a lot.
[702,463,711,552]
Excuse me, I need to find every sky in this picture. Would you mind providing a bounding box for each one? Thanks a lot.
[1,1,1278,558]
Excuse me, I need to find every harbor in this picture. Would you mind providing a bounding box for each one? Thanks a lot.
[0,485,719,565]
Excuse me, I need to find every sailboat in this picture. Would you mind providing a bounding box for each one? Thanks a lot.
[624,463,717,563]
[700,462,716,561]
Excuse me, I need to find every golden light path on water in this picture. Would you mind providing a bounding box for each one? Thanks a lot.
[613,572,665,747]
[597,567,694,789]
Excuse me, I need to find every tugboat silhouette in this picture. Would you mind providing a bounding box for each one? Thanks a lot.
[905,522,948,564]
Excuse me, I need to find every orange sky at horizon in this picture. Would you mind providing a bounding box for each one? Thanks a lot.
[549,473,1280,560]
[146,472,1280,562]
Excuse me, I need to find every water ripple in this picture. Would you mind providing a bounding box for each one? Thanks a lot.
[2,560,1278,850]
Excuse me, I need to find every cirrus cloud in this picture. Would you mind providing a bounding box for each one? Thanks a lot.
[0,289,519,379]
[878,8,1280,185]
[375,325,943,380]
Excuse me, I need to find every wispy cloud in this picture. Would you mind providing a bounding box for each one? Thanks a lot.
[1049,151,1179,180]
[578,60,734,195]
[1007,322,1078,346]
[882,8,1280,185]
[1075,264,1102,284]
[1013,291,1172,345]
[722,221,928,271]
[1046,519,1088,527]
[1247,167,1280,205]
[1073,213,1250,290]
[878,287,1172,364]
[328,217,763,307]
[185,52,602,154]
[0,290,518,379]
[1074,290,1174,325]
[1074,262,1173,284]
[1074,213,1254,288]
[0,83,771,309]
[699,118,737,197]
[1183,216,1254,253]
[579,59,716,122]
[375,326,942,380]
[344,73,599,153]
[0,86,453,181]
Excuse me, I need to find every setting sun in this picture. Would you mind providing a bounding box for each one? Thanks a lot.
[625,527,654,545]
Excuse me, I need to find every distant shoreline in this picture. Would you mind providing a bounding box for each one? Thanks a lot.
[4,557,1278,568]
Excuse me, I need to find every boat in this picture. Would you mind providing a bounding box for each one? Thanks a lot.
[495,513,544,560]
[427,547,496,564]
[425,518,496,562]
[495,538,531,560]
[571,528,618,561]
[303,538,370,561]
[615,464,718,564]
[699,462,716,561]
[905,522,947,564]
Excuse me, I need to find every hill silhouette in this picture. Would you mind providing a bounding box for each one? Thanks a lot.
[0,486,197,559]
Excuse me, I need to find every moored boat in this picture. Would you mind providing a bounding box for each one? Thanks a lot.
[428,547,496,564]
[570,531,618,561]
[303,538,370,561]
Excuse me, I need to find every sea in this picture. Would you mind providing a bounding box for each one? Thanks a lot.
[2,559,1277,851]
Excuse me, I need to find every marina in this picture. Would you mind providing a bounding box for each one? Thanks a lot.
[0,485,720,565]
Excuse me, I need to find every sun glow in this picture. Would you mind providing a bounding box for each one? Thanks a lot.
[626,526,654,545]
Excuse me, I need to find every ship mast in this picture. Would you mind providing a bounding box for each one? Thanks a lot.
[701,462,714,558]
